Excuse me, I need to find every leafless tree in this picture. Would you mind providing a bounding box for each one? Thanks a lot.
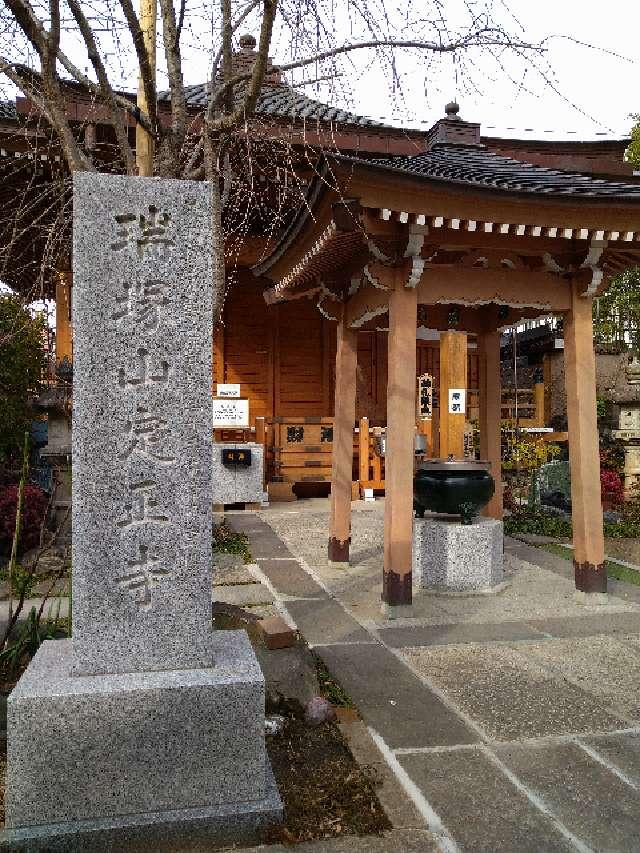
[0,0,547,316]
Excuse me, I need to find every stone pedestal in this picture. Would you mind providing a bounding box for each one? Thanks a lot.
[415,517,504,592]
[212,442,264,505]
[4,634,281,852]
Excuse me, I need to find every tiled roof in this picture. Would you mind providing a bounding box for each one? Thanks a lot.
[161,82,391,129]
[0,100,17,121]
[369,143,640,198]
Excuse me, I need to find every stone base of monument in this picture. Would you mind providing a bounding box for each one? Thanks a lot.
[2,631,282,853]
[415,516,504,593]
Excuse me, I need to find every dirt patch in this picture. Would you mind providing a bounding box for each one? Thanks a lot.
[264,701,391,845]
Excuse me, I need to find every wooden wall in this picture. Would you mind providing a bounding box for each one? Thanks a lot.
[216,271,479,425]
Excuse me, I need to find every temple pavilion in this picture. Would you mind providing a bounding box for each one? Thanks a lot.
[252,104,640,611]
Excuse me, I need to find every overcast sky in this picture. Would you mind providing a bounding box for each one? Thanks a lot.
[1,1,636,142]
[288,0,639,141]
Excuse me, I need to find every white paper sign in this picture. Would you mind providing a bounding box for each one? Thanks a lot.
[448,389,466,415]
[212,398,249,428]
[216,383,241,398]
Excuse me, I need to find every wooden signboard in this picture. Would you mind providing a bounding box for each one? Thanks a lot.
[417,373,433,419]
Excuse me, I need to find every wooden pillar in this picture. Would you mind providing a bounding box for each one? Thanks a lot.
[358,417,370,486]
[383,277,418,612]
[55,271,72,363]
[136,0,156,176]
[328,307,358,565]
[533,382,545,427]
[478,327,503,519]
[564,279,606,595]
[439,330,468,458]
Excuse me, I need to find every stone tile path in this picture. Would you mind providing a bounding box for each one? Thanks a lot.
[228,500,640,852]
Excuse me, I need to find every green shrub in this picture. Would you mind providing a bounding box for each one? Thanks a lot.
[0,295,47,465]
[505,507,640,540]
[504,510,572,539]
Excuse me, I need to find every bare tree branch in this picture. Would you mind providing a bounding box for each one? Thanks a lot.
[206,0,278,132]
[66,0,136,173]
[210,0,262,80]
[117,0,158,137]
[3,0,91,169]
[157,0,187,175]
[0,54,54,123]
[221,0,233,115]
[208,29,544,114]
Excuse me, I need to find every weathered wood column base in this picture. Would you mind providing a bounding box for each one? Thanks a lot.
[574,560,608,605]
[574,559,607,593]
[328,535,350,566]
[381,569,414,618]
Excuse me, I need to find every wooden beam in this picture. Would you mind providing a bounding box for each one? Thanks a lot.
[382,269,418,612]
[55,271,72,363]
[415,226,588,255]
[329,307,358,565]
[564,279,606,595]
[345,283,390,328]
[439,330,468,459]
[417,267,571,312]
[478,324,502,519]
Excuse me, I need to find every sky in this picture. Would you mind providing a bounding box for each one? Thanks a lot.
[290,0,640,141]
[1,1,637,143]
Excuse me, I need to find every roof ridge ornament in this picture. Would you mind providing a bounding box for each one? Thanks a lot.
[425,101,482,151]
[445,101,460,120]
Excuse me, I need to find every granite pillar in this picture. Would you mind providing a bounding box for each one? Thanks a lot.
[3,173,281,851]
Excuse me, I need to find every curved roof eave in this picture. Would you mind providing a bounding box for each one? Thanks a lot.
[253,148,640,284]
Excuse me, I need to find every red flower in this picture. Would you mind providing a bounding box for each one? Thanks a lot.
[600,469,624,505]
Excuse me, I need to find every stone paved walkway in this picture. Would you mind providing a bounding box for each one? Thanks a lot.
[229,499,640,853]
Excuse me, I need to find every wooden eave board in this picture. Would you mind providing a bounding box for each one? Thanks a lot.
[256,181,338,282]
[331,159,640,234]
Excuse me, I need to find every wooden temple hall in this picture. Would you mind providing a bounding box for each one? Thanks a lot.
[253,110,640,611]
[3,37,640,611]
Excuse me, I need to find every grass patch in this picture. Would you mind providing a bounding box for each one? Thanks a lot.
[212,520,252,563]
[313,652,355,709]
[540,543,640,587]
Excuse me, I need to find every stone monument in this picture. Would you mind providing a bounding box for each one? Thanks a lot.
[2,173,281,851]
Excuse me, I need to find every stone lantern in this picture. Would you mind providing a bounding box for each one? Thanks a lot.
[613,403,640,500]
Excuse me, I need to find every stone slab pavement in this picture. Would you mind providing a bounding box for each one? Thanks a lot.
[226,500,640,853]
